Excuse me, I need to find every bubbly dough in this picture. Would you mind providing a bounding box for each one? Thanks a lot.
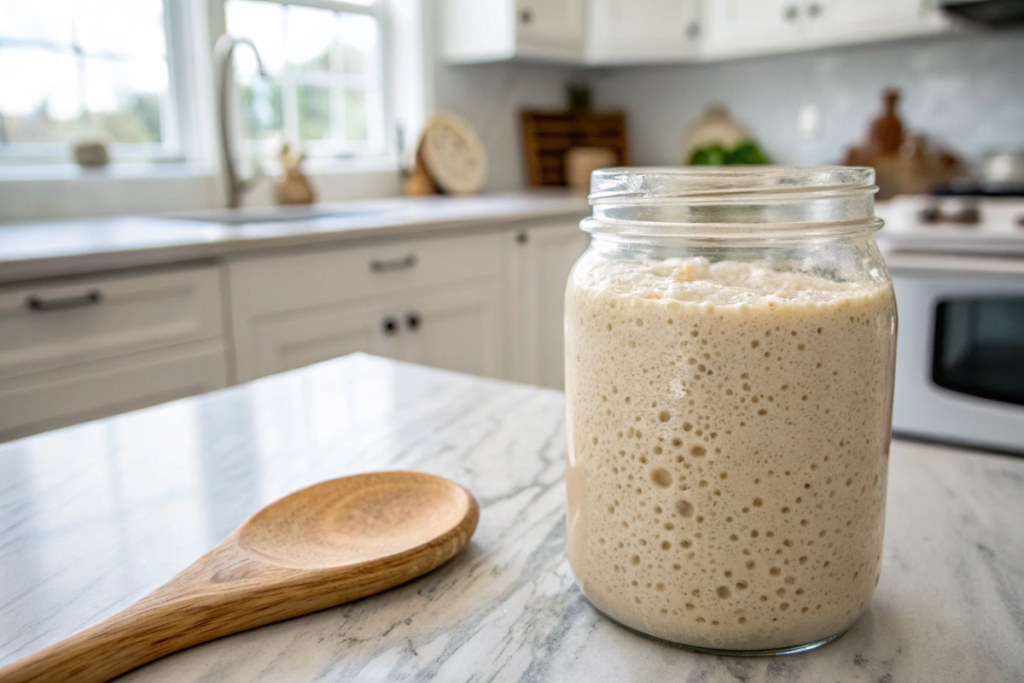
[565,256,897,651]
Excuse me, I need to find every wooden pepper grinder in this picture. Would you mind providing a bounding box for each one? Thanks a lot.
[867,89,904,156]
[274,143,316,205]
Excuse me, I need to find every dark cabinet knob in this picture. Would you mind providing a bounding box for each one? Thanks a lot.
[807,2,823,18]
[516,231,529,245]
[520,8,532,23]
[686,22,700,39]
[382,317,399,336]
[406,313,421,332]
[784,4,799,21]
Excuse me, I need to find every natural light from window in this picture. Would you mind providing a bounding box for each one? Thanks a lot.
[0,0,174,161]
[226,0,386,160]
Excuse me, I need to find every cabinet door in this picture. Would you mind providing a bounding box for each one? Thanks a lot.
[706,0,804,56]
[588,0,701,64]
[228,233,503,382]
[807,0,940,41]
[0,341,227,443]
[505,223,591,389]
[515,0,585,59]
[400,280,503,378]
[236,303,401,382]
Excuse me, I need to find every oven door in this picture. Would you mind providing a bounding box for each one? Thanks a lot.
[892,265,1024,454]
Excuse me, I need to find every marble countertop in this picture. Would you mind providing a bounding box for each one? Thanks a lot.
[0,192,589,284]
[0,354,1022,681]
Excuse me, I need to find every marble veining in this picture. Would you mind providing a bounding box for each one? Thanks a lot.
[0,354,1022,681]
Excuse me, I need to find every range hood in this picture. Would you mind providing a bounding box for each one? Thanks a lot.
[940,0,1024,26]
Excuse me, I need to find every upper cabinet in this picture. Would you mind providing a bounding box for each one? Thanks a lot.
[704,0,948,60]
[588,0,703,65]
[441,0,585,64]
[441,0,949,66]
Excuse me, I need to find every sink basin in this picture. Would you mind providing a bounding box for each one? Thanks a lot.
[166,205,387,225]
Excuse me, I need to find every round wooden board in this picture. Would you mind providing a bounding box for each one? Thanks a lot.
[419,112,488,195]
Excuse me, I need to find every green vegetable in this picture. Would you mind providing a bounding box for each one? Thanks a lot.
[689,140,769,166]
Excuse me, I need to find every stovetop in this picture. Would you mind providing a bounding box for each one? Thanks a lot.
[875,196,1024,256]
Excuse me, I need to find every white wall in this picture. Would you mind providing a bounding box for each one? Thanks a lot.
[590,30,1024,169]
[433,60,588,192]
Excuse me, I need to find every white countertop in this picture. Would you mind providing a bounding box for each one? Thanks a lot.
[0,192,590,284]
[0,354,1021,681]
[3,192,1023,286]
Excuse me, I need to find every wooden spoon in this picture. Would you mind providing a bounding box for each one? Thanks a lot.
[0,471,479,683]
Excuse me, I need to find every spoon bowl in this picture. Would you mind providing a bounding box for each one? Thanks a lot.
[0,471,479,683]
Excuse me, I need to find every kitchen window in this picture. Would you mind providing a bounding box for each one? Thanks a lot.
[225,0,387,161]
[0,0,181,163]
[0,0,392,167]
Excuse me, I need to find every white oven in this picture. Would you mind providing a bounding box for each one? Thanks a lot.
[890,256,1024,454]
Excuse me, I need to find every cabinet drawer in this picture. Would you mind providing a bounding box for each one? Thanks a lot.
[0,265,223,380]
[0,340,227,443]
[229,233,502,317]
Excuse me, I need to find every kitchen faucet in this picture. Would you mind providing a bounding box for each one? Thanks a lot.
[214,34,268,209]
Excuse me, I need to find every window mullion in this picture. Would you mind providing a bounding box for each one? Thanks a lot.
[284,67,300,149]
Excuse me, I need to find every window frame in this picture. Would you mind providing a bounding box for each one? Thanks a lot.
[218,0,394,169]
[0,0,190,165]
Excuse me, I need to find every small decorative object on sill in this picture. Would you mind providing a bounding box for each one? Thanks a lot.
[404,163,439,197]
[843,89,963,199]
[565,146,617,190]
[681,104,769,166]
[274,142,316,205]
[520,109,629,187]
[73,139,110,168]
[417,111,488,195]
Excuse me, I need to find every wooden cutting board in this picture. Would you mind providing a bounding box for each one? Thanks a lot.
[520,110,630,187]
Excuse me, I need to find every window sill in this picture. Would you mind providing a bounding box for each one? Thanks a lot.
[0,162,218,182]
[0,156,400,182]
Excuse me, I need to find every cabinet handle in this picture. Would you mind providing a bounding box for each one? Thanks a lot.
[783,4,799,21]
[370,254,417,273]
[520,8,533,24]
[406,312,421,332]
[516,231,529,245]
[807,2,823,18]
[26,289,103,312]
[382,316,399,336]
[686,22,701,39]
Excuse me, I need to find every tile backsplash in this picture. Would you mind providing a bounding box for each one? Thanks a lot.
[591,30,1024,171]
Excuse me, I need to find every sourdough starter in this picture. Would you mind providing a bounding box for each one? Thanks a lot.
[565,256,897,651]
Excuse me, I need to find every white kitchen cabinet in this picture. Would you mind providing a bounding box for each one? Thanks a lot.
[0,265,223,381]
[588,0,703,64]
[443,0,948,65]
[231,278,503,382]
[704,0,807,58]
[804,0,947,45]
[704,0,946,60]
[441,0,584,63]
[400,281,503,378]
[228,233,505,383]
[503,221,590,389]
[0,341,227,443]
[234,300,403,380]
[0,264,228,442]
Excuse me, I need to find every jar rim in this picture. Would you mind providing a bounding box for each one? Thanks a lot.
[589,166,877,203]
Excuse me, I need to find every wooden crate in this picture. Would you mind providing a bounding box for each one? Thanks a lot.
[520,110,630,187]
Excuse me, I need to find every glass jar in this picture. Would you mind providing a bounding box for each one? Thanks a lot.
[564,167,897,655]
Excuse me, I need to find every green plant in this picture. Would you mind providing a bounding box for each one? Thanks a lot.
[689,140,769,165]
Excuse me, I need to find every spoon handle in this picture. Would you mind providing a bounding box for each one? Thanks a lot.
[0,544,278,683]
[0,594,213,683]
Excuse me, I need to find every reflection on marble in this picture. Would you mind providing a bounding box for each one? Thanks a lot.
[1,354,1022,681]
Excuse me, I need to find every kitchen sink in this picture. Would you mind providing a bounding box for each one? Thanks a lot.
[165,205,388,225]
